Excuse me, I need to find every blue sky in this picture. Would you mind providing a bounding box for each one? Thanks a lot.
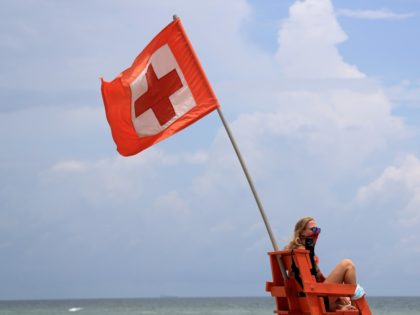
[1,0,420,300]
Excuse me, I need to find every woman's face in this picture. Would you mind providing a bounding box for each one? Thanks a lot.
[301,219,317,237]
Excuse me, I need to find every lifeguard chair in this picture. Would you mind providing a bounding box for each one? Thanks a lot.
[265,249,372,315]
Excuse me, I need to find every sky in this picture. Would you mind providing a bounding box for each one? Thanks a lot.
[1,0,420,300]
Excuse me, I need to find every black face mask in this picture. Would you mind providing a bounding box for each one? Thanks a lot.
[304,227,322,280]
[304,227,321,250]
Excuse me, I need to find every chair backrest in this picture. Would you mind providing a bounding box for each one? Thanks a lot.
[266,249,313,314]
[266,249,372,315]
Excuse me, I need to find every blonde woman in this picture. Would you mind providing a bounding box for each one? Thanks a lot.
[286,217,365,311]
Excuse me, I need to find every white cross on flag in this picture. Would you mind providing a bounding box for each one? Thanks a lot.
[101,17,220,156]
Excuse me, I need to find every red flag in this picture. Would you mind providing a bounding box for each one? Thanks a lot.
[101,18,220,156]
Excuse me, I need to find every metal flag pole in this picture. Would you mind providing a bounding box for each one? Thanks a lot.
[216,108,278,250]
[216,108,288,279]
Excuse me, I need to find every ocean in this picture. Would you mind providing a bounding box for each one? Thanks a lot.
[0,296,419,315]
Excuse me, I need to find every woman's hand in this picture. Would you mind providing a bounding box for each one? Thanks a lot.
[335,297,357,311]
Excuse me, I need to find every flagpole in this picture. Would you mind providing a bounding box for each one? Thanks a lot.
[216,108,288,279]
[173,15,277,248]
[173,13,277,247]
[216,108,279,249]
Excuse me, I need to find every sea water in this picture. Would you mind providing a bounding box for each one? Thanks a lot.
[0,296,419,315]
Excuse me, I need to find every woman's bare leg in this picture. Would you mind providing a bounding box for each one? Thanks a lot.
[325,259,356,284]
[325,259,357,310]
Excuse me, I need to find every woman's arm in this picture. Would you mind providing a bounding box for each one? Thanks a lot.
[316,269,326,282]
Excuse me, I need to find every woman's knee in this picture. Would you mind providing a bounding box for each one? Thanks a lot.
[340,259,355,270]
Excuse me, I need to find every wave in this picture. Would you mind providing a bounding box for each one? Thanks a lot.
[68,307,83,312]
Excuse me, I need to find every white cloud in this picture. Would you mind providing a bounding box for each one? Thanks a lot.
[249,1,406,181]
[337,8,415,20]
[0,0,269,95]
[356,154,420,226]
[386,80,420,108]
[276,0,364,79]
[232,86,403,167]
[349,154,420,283]
[209,221,236,234]
[42,149,190,206]
[186,1,407,241]
[183,150,209,164]
[51,160,87,172]
[154,190,190,216]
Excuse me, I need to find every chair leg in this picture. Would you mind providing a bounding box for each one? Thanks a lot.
[354,296,372,315]
[307,294,323,315]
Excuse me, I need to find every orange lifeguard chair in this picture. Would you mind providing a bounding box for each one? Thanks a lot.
[266,249,372,315]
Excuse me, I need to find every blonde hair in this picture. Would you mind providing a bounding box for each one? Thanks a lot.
[285,216,315,250]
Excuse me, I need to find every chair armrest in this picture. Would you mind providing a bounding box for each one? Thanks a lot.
[303,282,356,296]
[265,281,274,292]
[269,286,287,297]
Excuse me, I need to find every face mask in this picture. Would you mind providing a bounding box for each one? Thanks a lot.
[304,226,321,249]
